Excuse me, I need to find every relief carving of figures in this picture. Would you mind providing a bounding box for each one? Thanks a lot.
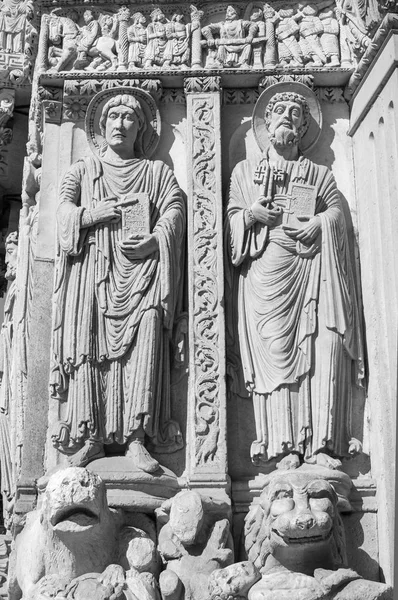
[47,9,80,72]
[275,5,304,67]
[165,13,191,69]
[225,82,364,469]
[0,232,18,524]
[75,9,118,72]
[127,13,147,69]
[50,87,185,473]
[156,491,233,600]
[201,6,258,68]
[144,9,169,69]
[0,0,33,53]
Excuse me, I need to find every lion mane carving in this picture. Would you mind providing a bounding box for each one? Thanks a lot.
[9,467,124,600]
[243,469,392,600]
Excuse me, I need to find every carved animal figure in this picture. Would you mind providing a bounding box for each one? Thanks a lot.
[244,469,392,600]
[9,467,123,600]
[156,491,233,600]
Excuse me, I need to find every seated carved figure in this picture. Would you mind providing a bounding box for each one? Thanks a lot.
[201,6,258,68]
[244,469,392,600]
[156,491,233,600]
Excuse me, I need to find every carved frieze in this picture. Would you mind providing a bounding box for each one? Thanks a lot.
[34,1,374,75]
[0,0,36,84]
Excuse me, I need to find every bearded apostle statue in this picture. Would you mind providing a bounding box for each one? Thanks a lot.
[50,88,185,474]
[226,82,364,470]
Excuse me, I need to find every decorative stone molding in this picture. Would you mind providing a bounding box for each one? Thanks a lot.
[0,0,37,85]
[184,76,228,495]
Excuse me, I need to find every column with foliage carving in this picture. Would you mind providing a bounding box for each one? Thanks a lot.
[184,76,229,500]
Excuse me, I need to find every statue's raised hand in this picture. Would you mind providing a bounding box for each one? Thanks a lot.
[119,233,159,259]
[283,215,322,245]
[90,200,121,225]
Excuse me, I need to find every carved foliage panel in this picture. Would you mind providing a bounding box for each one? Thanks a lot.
[186,82,226,473]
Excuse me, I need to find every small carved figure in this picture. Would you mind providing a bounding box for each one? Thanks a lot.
[248,8,265,69]
[336,0,370,66]
[244,469,393,600]
[50,88,185,473]
[297,2,327,66]
[208,562,261,600]
[201,6,258,69]
[9,467,124,600]
[0,231,18,523]
[0,0,33,53]
[226,83,364,468]
[75,10,118,72]
[144,9,169,69]
[157,491,233,600]
[127,13,147,70]
[165,13,190,69]
[47,9,80,72]
[275,5,304,67]
[319,5,340,66]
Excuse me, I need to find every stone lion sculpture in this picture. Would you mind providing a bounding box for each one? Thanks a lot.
[9,468,125,600]
[243,469,392,600]
[156,490,234,600]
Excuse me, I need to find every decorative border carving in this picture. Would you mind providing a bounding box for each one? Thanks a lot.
[315,86,345,103]
[184,76,221,94]
[190,92,221,467]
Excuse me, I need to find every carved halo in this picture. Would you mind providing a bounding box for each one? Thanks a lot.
[85,86,161,159]
[252,82,322,154]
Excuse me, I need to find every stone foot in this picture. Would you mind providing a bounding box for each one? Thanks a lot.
[126,440,160,474]
[68,440,105,468]
[348,437,362,455]
[276,452,300,470]
[314,452,342,470]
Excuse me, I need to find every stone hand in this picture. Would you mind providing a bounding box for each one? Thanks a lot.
[251,200,282,226]
[90,200,121,225]
[119,233,159,259]
[283,216,322,244]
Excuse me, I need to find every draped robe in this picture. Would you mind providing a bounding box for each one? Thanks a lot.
[50,155,185,453]
[226,156,364,462]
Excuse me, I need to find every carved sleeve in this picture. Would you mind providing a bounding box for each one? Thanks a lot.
[57,163,86,256]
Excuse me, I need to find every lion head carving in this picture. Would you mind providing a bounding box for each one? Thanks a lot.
[244,470,347,576]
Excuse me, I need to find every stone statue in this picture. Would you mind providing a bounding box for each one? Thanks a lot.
[156,490,234,600]
[0,231,18,523]
[201,6,258,68]
[243,468,393,600]
[50,87,185,473]
[144,9,169,69]
[165,13,190,69]
[0,0,33,53]
[297,2,327,66]
[275,5,304,67]
[47,9,80,72]
[8,467,125,600]
[208,562,261,600]
[225,82,364,468]
[319,4,340,66]
[127,13,147,70]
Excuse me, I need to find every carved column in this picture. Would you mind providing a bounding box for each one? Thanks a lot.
[117,6,130,71]
[184,76,229,501]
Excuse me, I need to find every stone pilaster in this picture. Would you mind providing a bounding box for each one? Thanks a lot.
[183,76,229,501]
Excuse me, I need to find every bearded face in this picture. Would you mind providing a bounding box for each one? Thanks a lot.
[266,100,303,149]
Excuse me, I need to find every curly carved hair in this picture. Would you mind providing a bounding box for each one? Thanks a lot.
[99,94,147,156]
[265,92,311,139]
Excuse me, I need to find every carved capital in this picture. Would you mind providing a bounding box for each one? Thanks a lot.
[64,78,163,103]
[315,86,346,103]
[184,76,222,94]
[259,74,314,92]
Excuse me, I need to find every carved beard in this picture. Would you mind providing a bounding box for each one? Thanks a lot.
[268,124,300,149]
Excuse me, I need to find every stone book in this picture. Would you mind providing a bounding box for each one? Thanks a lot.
[283,182,317,229]
[116,193,151,237]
